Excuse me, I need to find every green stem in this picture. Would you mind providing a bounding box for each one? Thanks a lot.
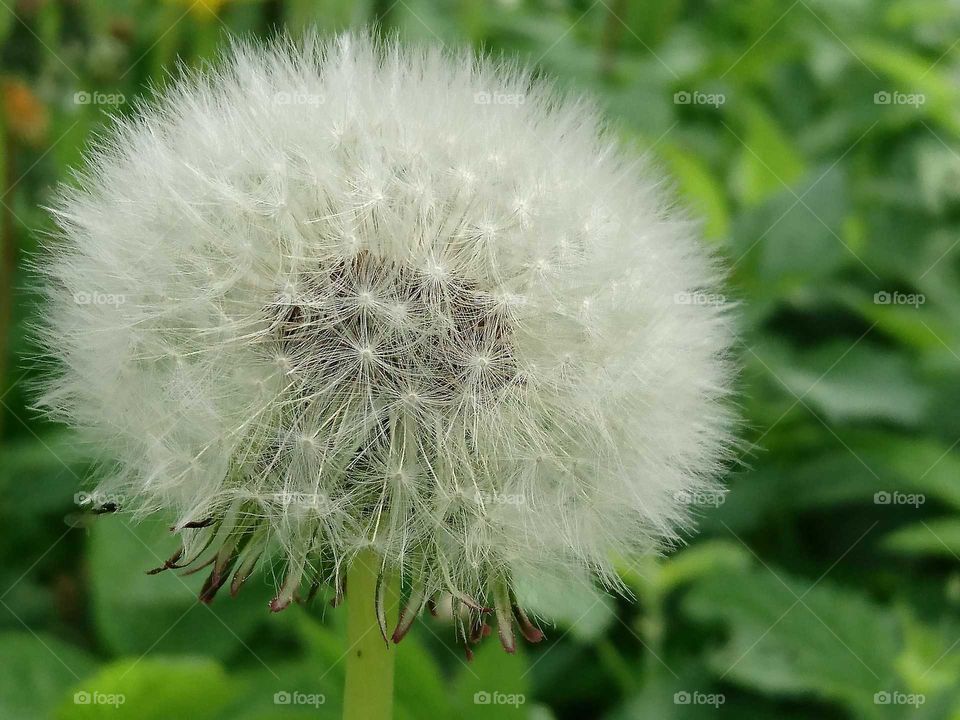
[0,119,15,440]
[597,638,638,694]
[342,548,398,720]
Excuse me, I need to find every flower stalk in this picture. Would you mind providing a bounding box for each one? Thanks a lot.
[342,548,398,720]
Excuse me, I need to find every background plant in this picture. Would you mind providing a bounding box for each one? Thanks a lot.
[1,1,959,718]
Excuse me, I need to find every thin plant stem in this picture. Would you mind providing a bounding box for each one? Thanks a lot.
[0,120,16,439]
[342,547,398,720]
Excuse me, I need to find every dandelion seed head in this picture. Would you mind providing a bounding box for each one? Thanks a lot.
[36,31,736,651]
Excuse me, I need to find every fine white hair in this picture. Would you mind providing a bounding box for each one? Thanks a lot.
[35,31,736,649]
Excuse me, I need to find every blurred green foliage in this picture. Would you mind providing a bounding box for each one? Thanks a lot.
[2,0,960,718]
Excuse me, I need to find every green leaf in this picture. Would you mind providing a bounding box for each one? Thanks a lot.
[217,660,339,720]
[0,6,14,54]
[709,432,960,534]
[733,166,849,292]
[660,143,730,240]
[619,0,683,48]
[213,605,342,718]
[656,540,753,592]
[56,657,233,720]
[862,435,960,510]
[0,433,87,514]
[609,661,792,719]
[683,563,901,716]
[298,607,347,672]
[394,629,452,720]
[730,102,806,205]
[762,341,929,425]
[853,39,960,134]
[451,640,530,719]
[882,518,960,559]
[0,632,97,720]
[897,609,960,695]
[915,138,960,212]
[844,294,950,353]
[607,666,728,720]
[88,517,270,657]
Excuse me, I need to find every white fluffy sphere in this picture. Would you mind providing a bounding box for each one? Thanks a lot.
[37,33,736,649]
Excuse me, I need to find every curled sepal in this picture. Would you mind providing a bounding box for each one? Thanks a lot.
[180,554,216,576]
[270,556,305,612]
[230,527,268,597]
[439,562,487,613]
[492,579,515,654]
[468,613,490,644]
[392,581,426,644]
[510,589,544,643]
[375,567,389,647]
[452,590,487,613]
[463,616,478,661]
[180,517,215,530]
[330,572,345,608]
[462,615,491,662]
[199,538,239,604]
[146,547,184,575]
[170,513,231,573]
[452,599,472,661]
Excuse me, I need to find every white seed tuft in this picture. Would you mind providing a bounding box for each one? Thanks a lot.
[35,31,737,645]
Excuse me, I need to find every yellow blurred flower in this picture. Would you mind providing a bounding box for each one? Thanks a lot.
[2,78,49,147]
